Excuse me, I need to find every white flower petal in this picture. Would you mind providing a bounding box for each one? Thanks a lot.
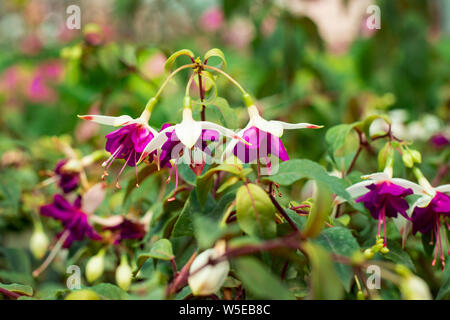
[435,184,450,194]
[90,215,124,227]
[346,180,373,198]
[138,126,173,164]
[82,182,106,214]
[271,120,323,130]
[391,178,427,195]
[78,114,134,126]
[175,120,202,149]
[361,172,390,181]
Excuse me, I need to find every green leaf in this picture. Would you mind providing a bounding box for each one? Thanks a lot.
[193,215,240,249]
[148,239,174,261]
[236,184,276,239]
[233,257,295,300]
[204,48,227,68]
[264,159,351,202]
[304,181,333,238]
[325,124,356,159]
[164,49,194,72]
[437,260,450,300]
[124,164,158,202]
[383,242,416,272]
[304,242,344,300]
[0,283,33,296]
[172,189,216,237]
[89,283,130,300]
[315,227,360,291]
[134,239,174,275]
[211,97,239,129]
[196,163,249,206]
[0,248,31,274]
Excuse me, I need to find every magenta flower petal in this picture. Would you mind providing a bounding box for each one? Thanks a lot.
[233,126,289,163]
[40,195,101,248]
[54,159,80,193]
[104,218,146,245]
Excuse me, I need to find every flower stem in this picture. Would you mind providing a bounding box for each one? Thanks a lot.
[202,64,248,95]
[197,71,206,121]
[32,230,70,278]
[154,63,196,100]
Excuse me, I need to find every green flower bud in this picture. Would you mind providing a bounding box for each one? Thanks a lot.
[363,249,374,259]
[373,243,384,252]
[356,290,365,300]
[86,249,105,283]
[409,149,422,163]
[115,255,133,291]
[29,225,49,259]
[402,152,414,168]
[65,289,100,300]
[380,247,390,254]
[188,247,230,296]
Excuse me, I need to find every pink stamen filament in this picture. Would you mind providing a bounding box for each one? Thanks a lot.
[115,151,133,189]
[135,152,139,187]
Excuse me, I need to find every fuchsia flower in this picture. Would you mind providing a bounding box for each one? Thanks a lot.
[139,102,245,174]
[345,172,423,245]
[54,159,80,193]
[409,184,450,268]
[104,218,146,245]
[223,102,322,168]
[78,113,158,188]
[356,181,413,242]
[40,195,101,248]
[156,124,220,174]
[430,133,449,148]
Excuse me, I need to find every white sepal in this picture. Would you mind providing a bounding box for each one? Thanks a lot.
[78,114,134,127]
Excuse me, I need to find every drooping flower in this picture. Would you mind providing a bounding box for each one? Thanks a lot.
[54,159,80,193]
[40,194,102,248]
[78,109,158,188]
[138,98,247,189]
[222,99,322,169]
[410,183,450,268]
[345,172,423,245]
[103,218,146,245]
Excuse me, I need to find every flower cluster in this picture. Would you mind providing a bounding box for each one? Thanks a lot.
[79,93,322,189]
[345,170,450,268]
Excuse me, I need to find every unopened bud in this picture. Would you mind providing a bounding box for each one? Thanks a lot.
[409,149,421,163]
[115,255,133,291]
[86,249,105,283]
[188,246,230,296]
[29,226,49,259]
[364,248,374,259]
[380,247,390,254]
[65,289,100,300]
[400,275,432,300]
[357,290,365,300]
[402,152,414,168]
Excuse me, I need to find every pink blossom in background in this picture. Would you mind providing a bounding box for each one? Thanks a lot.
[199,7,224,32]
[261,16,277,38]
[142,53,166,79]
[222,18,255,50]
[20,34,42,56]
[26,60,64,103]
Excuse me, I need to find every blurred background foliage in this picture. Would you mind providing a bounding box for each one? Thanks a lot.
[0,0,449,299]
